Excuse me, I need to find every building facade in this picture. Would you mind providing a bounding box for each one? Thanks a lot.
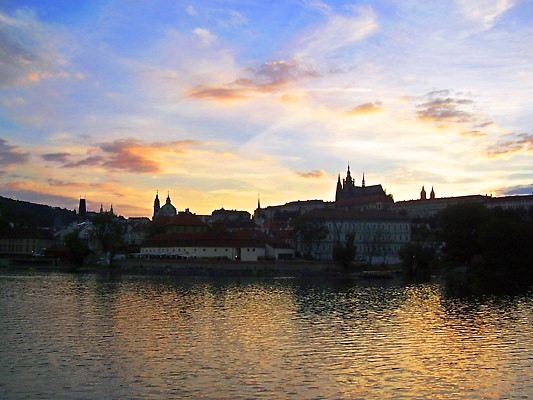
[296,209,411,265]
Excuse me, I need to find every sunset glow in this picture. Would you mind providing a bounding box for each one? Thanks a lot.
[1,0,531,216]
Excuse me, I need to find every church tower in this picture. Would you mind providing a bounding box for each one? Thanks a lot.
[430,187,435,200]
[420,186,427,200]
[335,174,343,202]
[78,198,87,217]
[153,191,160,219]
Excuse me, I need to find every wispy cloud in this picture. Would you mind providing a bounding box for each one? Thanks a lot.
[193,27,217,46]
[455,0,518,30]
[0,9,73,87]
[46,139,199,173]
[0,138,29,170]
[460,130,487,138]
[188,60,318,101]
[347,102,383,116]
[488,133,533,157]
[494,184,533,196]
[41,152,71,163]
[294,6,378,60]
[296,170,325,179]
[416,93,475,125]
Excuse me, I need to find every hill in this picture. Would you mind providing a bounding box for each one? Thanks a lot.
[0,196,77,229]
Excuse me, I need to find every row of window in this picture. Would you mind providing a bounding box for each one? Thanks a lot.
[326,223,409,231]
[325,234,409,242]
[142,247,258,253]
[311,244,403,253]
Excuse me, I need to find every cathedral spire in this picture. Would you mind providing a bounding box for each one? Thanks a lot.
[257,193,261,210]
[335,173,343,203]
[362,172,366,188]
[430,186,435,200]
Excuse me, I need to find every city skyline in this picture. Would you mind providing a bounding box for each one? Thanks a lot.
[1,1,532,217]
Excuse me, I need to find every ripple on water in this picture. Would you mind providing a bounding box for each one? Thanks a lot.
[1,273,532,399]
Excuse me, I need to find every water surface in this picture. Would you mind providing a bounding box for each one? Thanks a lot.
[1,272,532,399]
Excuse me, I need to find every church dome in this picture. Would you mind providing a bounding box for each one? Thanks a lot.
[159,202,177,216]
[159,194,177,216]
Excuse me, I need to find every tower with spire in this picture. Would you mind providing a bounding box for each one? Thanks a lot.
[420,186,427,200]
[153,191,161,220]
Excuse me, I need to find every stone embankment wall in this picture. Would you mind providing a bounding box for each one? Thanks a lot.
[117,259,342,277]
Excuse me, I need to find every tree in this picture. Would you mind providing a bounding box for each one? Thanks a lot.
[292,215,328,259]
[438,203,486,264]
[91,211,123,266]
[64,230,90,268]
[399,242,434,279]
[333,233,356,269]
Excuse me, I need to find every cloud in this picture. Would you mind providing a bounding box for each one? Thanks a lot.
[417,95,475,124]
[495,185,533,196]
[41,152,72,163]
[63,155,105,169]
[488,133,533,157]
[0,9,70,87]
[348,102,383,116]
[188,60,318,101]
[294,6,378,60]
[461,130,487,138]
[296,170,325,179]
[55,139,199,173]
[455,0,518,30]
[0,138,29,170]
[185,5,198,16]
[193,28,217,46]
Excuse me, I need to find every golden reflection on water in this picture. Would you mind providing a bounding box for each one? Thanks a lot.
[1,274,532,399]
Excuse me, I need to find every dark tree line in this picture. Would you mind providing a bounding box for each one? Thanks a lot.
[437,203,533,292]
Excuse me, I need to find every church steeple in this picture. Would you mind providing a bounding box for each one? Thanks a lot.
[257,193,261,210]
[420,186,427,200]
[335,174,343,202]
[430,186,435,200]
[166,191,171,204]
[345,164,354,187]
[153,191,161,219]
[362,172,366,188]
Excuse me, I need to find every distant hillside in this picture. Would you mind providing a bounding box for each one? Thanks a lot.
[0,196,77,229]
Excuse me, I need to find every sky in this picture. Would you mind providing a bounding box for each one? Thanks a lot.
[0,0,532,217]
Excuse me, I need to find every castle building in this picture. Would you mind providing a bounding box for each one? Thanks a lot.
[335,165,393,210]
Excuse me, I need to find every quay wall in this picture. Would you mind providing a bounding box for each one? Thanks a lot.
[116,259,343,277]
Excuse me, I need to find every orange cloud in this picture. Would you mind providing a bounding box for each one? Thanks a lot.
[43,139,200,173]
[461,130,487,137]
[296,170,325,178]
[347,101,383,115]
[187,60,318,102]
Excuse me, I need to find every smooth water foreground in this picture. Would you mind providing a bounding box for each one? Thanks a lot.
[1,273,532,399]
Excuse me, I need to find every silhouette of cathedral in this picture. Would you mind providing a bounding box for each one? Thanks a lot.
[153,191,177,219]
[335,165,393,208]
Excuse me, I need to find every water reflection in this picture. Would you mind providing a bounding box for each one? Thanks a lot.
[1,273,532,399]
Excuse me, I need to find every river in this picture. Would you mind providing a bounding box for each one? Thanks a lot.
[1,272,532,399]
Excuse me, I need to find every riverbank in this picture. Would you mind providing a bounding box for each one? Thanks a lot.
[1,258,346,277]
